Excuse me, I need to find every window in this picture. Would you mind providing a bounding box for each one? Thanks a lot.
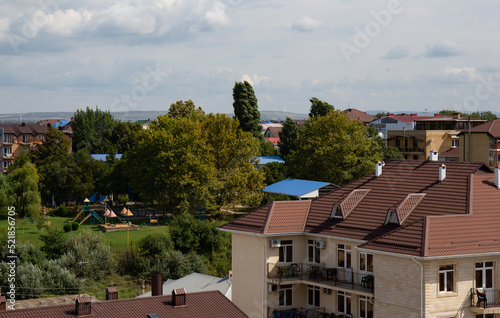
[3,161,11,170]
[359,252,373,273]
[279,240,293,263]
[359,295,373,318]
[4,147,12,156]
[331,204,342,218]
[4,134,12,143]
[22,134,31,143]
[308,240,320,263]
[337,291,351,315]
[279,284,292,307]
[452,139,459,148]
[307,285,320,307]
[338,244,351,268]
[476,262,494,289]
[38,134,44,142]
[385,209,398,224]
[439,265,455,292]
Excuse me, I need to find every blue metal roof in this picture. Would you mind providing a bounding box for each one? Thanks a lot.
[258,156,285,165]
[91,154,123,161]
[53,120,70,127]
[263,178,331,197]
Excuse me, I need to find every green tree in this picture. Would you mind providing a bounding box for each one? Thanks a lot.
[278,117,300,159]
[0,174,13,219]
[167,99,205,119]
[259,138,279,156]
[137,232,174,258]
[367,126,403,162]
[110,121,143,153]
[470,111,498,121]
[9,162,41,219]
[308,97,335,118]
[288,110,383,185]
[260,161,287,185]
[30,127,70,163]
[72,107,117,153]
[203,113,265,208]
[374,112,387,118]
[39,227,66,259]
[232,81,261,138]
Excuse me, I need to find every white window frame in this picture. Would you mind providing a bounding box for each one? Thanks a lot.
[279,240,293,263]
[331,204,342,218]
[22,134,31,143]
[4,146,12,155]
[359,295,373,318]
[279,284,292,307]
[452,139,459,148]
[438,265,455,293]
[476,261,494,290]
[337,244,351,268]
[308,239,320,263]
[359,252,373,273]
[307,285,320,308]
[337,291,351,315]
[4,134,12,143]
[3,161,11,169]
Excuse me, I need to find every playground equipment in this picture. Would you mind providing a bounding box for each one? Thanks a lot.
[77,198,105,225]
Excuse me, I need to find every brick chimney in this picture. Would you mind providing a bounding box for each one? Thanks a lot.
[75,296,91,317]
[106,286,118,301]
[0,296,6,311]
[430,150,439,161]
[151,271,163,296]
[172,288,187,307]
[439,164,446,181]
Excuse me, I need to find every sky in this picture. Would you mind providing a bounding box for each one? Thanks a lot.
[0,0,499,116]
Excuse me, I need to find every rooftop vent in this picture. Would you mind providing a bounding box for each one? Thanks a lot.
[106,286,118,301]
[151,271,163,296]
[0,296,6,311]
[75,296,91,317]
[375,161,384,177]
[439,164,446,181]
[172,288,187,307]
[495,164,500,189]
[430,150,439,161]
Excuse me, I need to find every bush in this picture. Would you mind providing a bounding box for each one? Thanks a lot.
[63,223,72,232]
[137,232,173,258]
[40,228,66,259]
[117,194,129,205]
[51,205,70,217]
[71,222,79,231]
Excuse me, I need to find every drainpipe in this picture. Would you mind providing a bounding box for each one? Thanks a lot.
[253,234,265,318]
[412,257,423,318]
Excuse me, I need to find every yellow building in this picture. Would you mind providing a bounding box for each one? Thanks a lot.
[220,159,500,318]
[459,120,500,167]
[387,129,459,160]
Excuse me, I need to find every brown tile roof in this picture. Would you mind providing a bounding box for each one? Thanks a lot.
[0,123,49,136]
[440,147,459,157]
[0,291,247,318]
[338,189,371,219]
[468,119,500,137]
[343,108,376,124]
[263,200,311,234]
[394,193,426,225]
[266,126,282,138]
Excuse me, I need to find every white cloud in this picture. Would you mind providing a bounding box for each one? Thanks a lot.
[424,40,463,58]
[291,15,325,32]
[46,9,92,36]
[204,2,231,27]
[240,74,270,86]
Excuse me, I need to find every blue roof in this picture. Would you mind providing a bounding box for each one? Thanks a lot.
[263,178,331,197]
[91,154,123,161]
[258,156,285,165]
[53,120,70,127]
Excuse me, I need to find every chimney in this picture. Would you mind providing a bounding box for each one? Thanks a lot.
[151,271,163,296]
[495,164,500,188]
[172,288,187,307]
[375,161,384,177]
[430,150,439,161]
[75,296,91,317]
[0,296,6,311]
[106,286,118,301]
[439,164,446,181]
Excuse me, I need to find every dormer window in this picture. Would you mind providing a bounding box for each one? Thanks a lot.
[331,204,342,218]
[386,209,398,224]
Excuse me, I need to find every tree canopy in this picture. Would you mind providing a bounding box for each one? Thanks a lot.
[288,110,383,185]
[278,117,300,159]
[308,97,335,118]
[72,107,116,153]
[9,162,41,219]
[232,81,261,138]
[167,99,205,119]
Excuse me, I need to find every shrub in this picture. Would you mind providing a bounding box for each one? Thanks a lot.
[71,222,79,231]
[63,223,72,232]
[137,232,173,258]
[52,205,70,217]
[117,194,129,205]
[40,228,66,259]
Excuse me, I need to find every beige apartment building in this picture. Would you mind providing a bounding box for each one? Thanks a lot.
[459,120,500,168]
[221,159,500,318]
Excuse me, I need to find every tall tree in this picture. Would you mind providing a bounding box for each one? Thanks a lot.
[0,174,13,218]
[110,121,143,153]
[71,107,117,153]
[278,117,300,159]
[9,162,41,219]
[308,97,335,118]
[288,110,383,185]
[232,81,261,138]
[167,100,205,119]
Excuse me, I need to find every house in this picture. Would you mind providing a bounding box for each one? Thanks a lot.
[343,108,376,126]
[458,119,500,167]
[137,272,232,300]
[263,178,333,199]
[0,272,247,317]
[0,123,49,172]
[220,158,500,318]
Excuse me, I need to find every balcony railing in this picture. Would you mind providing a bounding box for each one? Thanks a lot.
[267,262,374,293]
[470,288,500,309]
[395,147,425,153]
[267,306,325,318]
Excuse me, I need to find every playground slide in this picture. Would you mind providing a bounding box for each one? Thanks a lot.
[91,211,105,224]
[79,213,91,225]
[70,208,84,223]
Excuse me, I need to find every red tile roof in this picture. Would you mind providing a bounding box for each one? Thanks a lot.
[338,189,371,219]
[263,200,311,234]
[394,193,426,225]
[469,119,500,137]
[0,291,247,318]
[343,108,376,124]
[440,147,459,157]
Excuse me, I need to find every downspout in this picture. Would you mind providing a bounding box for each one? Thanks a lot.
[412,257,423,318]
[253,234,265,318]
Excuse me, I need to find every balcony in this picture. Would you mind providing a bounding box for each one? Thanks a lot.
[267,262,374,294]
[267,306,326,318]
[470,288,500,314]
[395,147,425,154]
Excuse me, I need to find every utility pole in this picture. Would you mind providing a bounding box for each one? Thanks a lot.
[77,259,88,297]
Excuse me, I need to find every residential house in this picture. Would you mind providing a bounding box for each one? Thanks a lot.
[343,108,376,126]
[459,119,500,167]
[0,123,49,172]
[220,158,500,318]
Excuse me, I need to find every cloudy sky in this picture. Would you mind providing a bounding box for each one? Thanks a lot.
[0,0,499,115]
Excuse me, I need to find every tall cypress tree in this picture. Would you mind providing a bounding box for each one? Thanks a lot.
[232,81,261,138]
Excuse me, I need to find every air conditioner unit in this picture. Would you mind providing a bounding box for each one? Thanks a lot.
[322,288,332,295]
[270,239,281,248]
[268,284,278,292]
[315,240,326,249]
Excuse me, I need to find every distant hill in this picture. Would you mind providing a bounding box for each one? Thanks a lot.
[0,110,308,124]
